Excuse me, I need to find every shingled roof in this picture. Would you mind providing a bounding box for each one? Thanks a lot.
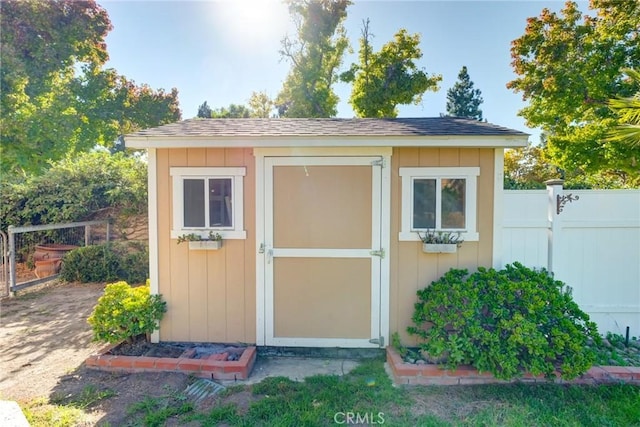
[126,117,528,138]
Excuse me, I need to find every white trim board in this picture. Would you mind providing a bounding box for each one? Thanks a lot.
[147,149,160,343]
[493,149,505,269]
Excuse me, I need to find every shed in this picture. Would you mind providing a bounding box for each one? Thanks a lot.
[125,117,528,347]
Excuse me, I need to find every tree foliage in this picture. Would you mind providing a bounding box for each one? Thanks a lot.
[210,104,252,118]
[0,0,181,176]
[608,68,640,147]
[504,140,631,189]
[504,144,559,189]
[276,0,351,117]
[446,66,483,120]
[507,0,640,184]
[341,20,441,118]
[0,151,147,231]
[248,91,275,118]
[197,101,213,118]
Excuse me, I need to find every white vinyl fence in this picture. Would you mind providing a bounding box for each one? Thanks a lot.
[502,184,640,337]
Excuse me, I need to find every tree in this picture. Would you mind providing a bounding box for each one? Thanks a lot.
[446,66,483,120]
[210,104,251,118]
[197,101,213,118]
[248,91,275,118]
[504,143,560,189]
[276,0,351,117]
[0,0,181,176]
[608,69,640,148]
[507,0,640,184]
[342,20,441,118]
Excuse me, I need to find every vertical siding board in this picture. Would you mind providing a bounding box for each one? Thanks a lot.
[438,148,460,166]
[202,148,228,341]
[207,243,227,341]
[187,251,209,341]
[168,149,191,340]
[243,149,257,343]
[187,149,209,341]
[396,148,421,343]
[156,149,172,340]
[459,148,480,167]
[418,147,439,166]
[388,149,401,336]
[188,148,207,166]
[206,148,226,166]
[224,148,248,341]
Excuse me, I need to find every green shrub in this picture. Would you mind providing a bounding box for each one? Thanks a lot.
[61,245,121,283]
[61,243,148,284]
[88,281,166,344]
[117,242,149,285]
[0,151,147,231]
[407,262,600,380]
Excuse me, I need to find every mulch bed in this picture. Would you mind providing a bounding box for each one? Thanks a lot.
[108,335,245,361]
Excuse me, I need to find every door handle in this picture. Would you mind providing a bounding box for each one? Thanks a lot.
[267,249,273,264]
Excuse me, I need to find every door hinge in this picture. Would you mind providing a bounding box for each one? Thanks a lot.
[370,249,385,259]
[369,336,385,347]
[371,158,386,168]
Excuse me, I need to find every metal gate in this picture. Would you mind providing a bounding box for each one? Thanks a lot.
[0,230,9,298]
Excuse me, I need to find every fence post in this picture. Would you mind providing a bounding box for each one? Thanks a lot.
[544,179,564,275]
[8,225,16,293]
[85,225,91,246]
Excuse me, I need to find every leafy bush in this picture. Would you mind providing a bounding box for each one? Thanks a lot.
[61,243,148,284]
[88,281,166,344]
[407,262,600,380]
[0,151,147,231]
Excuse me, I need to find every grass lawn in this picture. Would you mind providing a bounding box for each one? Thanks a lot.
[28,358,639,426]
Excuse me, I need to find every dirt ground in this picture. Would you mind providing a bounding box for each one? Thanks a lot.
[0,281,194,425]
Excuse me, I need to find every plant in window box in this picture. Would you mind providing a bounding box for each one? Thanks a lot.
[417,230,463,254]
[177,231,223,250]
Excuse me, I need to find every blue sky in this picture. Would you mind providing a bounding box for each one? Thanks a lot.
[100,1,584,143]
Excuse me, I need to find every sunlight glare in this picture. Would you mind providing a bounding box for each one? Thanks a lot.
[212,0,291,50]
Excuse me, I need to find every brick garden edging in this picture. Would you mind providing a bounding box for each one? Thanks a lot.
[86,345,257,381]
[386,347,640,386]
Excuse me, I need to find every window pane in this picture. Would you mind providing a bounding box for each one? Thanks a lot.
[209,178,232,227]
[413,179,436,229]
[441,179,465,229]
[184,179,205,227]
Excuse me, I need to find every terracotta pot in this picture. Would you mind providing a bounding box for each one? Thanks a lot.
[34,259,62,278]
[34,244,79,261]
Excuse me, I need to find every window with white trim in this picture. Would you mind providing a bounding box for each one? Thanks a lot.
[170,167,246,239]
[399,167,479,241]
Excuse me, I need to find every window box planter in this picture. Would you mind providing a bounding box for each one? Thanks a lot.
[188,240,222,250]
[422,243,458,254]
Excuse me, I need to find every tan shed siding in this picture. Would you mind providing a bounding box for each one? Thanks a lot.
[156,147,255,343]
[390,147,495,344]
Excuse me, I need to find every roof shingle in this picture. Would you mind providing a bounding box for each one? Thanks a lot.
[125,117,528,138]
